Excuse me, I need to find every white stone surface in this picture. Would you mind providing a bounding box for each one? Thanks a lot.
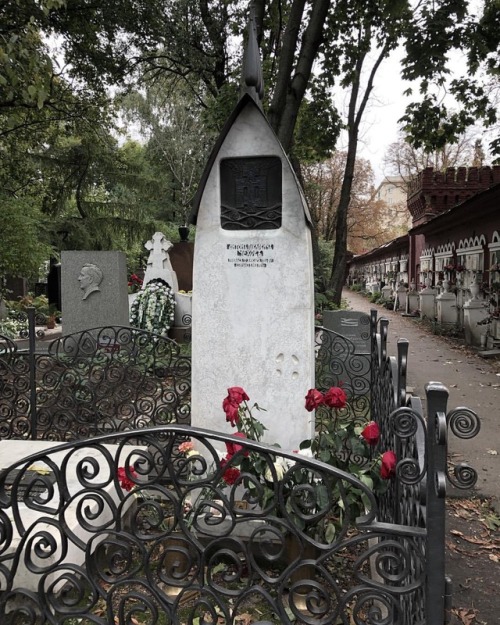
[406,291,419,315]
[174,292,192,328]
[419,288,437,320]
[0,440,136,592]
[143,232,179,292]
[463,300,489,346]
[191,101,315,451]
[395,285,407,310]
[436,291,458,325]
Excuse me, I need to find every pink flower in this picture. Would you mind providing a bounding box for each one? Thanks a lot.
[225,432,249,458]
[223,397,240,426]
[178,441,194,454]
[323,386,347,409]
[361,421,380,447]
[227,387,249,404]
[305,389,324,412]
[117,466,137,492]
[380,451,397,479]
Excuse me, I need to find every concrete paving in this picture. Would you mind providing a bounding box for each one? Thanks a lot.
[343,288,500,503]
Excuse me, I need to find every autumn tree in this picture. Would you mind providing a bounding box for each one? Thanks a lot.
[383,131,488,183]
[304,153,401,273]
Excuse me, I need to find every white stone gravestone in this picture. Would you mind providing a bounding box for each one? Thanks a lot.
[190,28,315,450]
[419,283,438,320]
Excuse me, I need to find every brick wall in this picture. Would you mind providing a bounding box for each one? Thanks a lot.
[407,166,500,226]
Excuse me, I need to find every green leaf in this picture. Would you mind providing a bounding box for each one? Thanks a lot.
[360,475,373,490]
[325,521,336,543]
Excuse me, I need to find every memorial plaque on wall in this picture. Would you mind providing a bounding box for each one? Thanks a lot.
[220,156,282,230]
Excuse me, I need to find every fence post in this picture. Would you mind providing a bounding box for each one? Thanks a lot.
[27,306,37,440]
[396,338,409,408]
[425,381,449,625]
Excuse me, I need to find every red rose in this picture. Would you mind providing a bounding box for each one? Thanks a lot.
[223,397,240,426]
[380,451,397,479]
[227,387,249,404]
[323,386,347,409]
[117,466,137,492]
[361,421,380,446]
[220,457,241,485]
[225,432,249,458]
[305,389,324,412]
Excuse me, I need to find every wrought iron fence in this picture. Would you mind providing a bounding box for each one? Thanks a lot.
[0,422,463,625]
[314,325,372,424]
[0,309,481,624]
[0,311,191,441]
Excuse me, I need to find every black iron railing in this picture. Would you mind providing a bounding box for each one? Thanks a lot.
[0,425,431,625]
[0,310,191,441]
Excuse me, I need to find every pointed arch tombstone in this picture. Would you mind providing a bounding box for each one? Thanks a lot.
[190,96,315,449]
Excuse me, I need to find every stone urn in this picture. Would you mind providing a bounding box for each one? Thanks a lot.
[469,280,480,300]
[178,225,190,242]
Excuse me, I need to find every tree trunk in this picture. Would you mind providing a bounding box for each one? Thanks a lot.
[268,0,331,152]
[328,37,389,306]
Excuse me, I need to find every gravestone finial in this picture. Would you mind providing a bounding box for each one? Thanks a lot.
[242,4,264,104]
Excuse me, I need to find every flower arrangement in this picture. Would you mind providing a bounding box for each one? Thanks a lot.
[129,279,176,335]
[221,385,397,539]
[443,263,455,272]
[128,273,143,294]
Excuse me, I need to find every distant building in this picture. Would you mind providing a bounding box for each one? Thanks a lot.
[375,176,407,206]
[348,165,500,294]
[374,176,412,234]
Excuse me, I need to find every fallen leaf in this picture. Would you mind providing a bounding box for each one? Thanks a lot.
[234,613,254,625]
[452,607,478,625]
[489,554,499,562]
[487,449,498,455]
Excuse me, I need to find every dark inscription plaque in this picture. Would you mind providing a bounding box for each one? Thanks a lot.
[220,156,282,230]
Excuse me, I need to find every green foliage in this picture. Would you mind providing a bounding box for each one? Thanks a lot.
[292,80,343,164]
[0,195,52,280]
[350,284,363,293]
[401,0,500,157]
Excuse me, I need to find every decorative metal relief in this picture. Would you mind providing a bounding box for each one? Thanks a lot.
[220,156,282,230]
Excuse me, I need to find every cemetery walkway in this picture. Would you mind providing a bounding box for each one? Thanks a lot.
[343,288,500,504]
[344,289,500,624]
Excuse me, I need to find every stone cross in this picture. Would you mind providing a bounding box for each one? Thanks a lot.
[143,232,178,292]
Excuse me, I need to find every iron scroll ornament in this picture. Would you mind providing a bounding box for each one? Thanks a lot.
[0,326,191,441]
[0,426,429,625]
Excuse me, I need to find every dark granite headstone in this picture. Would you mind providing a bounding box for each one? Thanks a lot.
[323,310,371,354]
[47,261,62,312]
[5,276,27,301]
